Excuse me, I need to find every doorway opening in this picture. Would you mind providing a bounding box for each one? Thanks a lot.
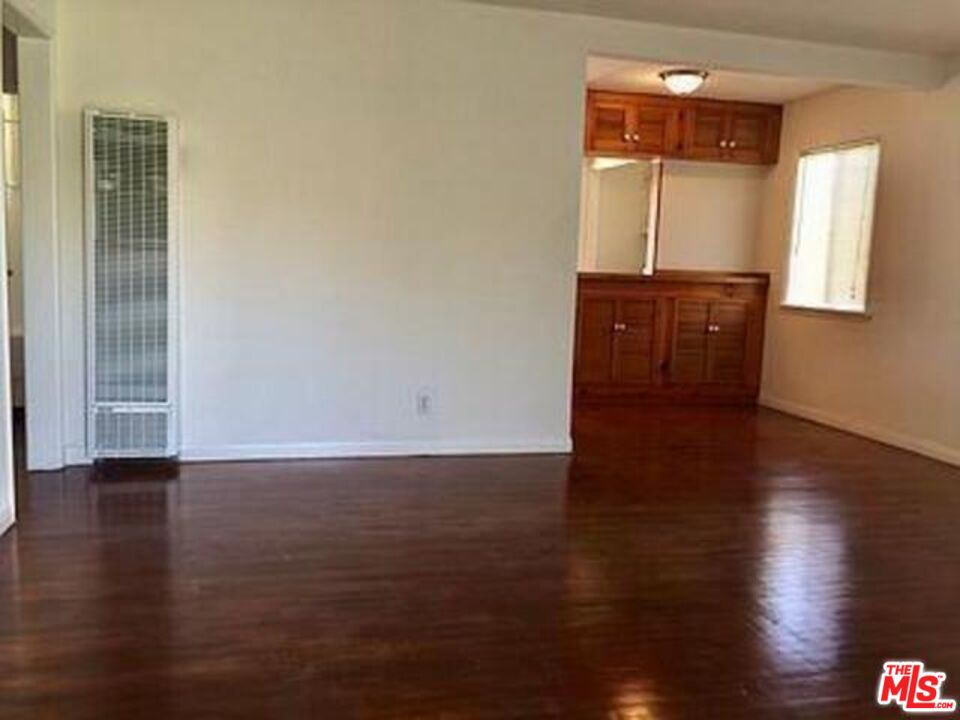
[3,25,23,471]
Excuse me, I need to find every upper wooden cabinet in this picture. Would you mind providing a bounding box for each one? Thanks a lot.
[585,90,782,166]
[586,94,636,154]
[585,93,682,156]
[683,101,730,162]
[634,98,683,156]
[726,104,781,164]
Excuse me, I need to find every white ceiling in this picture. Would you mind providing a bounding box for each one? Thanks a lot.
[472,0,960,57]
[588,57,839,104]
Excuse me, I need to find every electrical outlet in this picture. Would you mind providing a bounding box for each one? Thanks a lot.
[416,389,435,418]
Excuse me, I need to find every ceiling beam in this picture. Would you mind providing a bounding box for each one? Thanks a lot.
[462,0,949,90]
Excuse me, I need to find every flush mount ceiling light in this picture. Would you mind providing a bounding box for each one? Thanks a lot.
[659,69,709,96]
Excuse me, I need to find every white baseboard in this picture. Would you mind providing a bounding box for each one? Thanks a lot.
[760,394,960,468]
[28,452,68,472]
[1,506,14,538]
[179,437,573,463]
[64,445,93,467]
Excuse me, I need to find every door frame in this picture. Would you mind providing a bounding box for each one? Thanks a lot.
[2,1,59,520]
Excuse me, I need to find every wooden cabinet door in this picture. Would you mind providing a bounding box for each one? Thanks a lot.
[706,302,750,384]
[587,92,782,164]
[575,278,769,402]
[682,103,729,161]
[727,106,781,165]
[575,297,616,384]
[613,299,657,384]
[633,98,681,156]
[670,299,710,385]
[586,95,636,154]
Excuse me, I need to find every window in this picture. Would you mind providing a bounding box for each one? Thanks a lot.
[784,141,880,314]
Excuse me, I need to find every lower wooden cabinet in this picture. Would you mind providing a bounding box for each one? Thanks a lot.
[577,297,659,385]
[574,272,769,404]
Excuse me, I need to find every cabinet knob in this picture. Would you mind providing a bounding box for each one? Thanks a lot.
[719,140,728,148]
[729,140,738,149]
[613,322,627,332]
[623,133,631,141]
[632,134,641,142]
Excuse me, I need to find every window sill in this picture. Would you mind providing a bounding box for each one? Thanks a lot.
[780,303,873,320]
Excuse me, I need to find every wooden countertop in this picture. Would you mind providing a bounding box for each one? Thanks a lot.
[579,270,771,286]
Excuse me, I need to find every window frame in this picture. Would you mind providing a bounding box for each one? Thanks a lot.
[781,138,882,318]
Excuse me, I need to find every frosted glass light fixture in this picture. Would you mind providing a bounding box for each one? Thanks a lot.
[659,69,709,96]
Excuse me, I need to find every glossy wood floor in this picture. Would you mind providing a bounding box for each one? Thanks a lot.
[2,407,960,719]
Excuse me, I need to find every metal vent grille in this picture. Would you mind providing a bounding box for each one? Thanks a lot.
[86,111,177,459]
[94,409,170,455]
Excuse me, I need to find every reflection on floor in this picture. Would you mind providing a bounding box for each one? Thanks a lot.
[1,406,959,719]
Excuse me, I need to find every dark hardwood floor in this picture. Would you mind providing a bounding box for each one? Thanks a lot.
[2,406,959,719]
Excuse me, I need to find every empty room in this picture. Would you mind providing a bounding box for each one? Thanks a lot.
[1,0,959,717]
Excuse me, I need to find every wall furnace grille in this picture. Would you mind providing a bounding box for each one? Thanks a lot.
[85,111,178,458]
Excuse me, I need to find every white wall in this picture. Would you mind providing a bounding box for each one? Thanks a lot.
[57,0,585,459]
[19,36,62,469]
[49,0,951,464]
[758,82,960,465]
[658,160,766,272]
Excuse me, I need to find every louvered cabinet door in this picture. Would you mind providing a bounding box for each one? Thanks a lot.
[706,302,750,384]
[575,297,616,385]
[634,98,681,156]
[682,103,729,161]
[727,106,781,165]
[586,95,636,154]
[670,299,710,385]
[612,299,657,384]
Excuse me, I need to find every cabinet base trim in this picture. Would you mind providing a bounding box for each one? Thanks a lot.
[576,385,758,405]
[760,394,960,468]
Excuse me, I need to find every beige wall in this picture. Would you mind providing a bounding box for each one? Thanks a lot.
[757,81,960,464]
[4,0,55,36]
[658,160,767,272]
